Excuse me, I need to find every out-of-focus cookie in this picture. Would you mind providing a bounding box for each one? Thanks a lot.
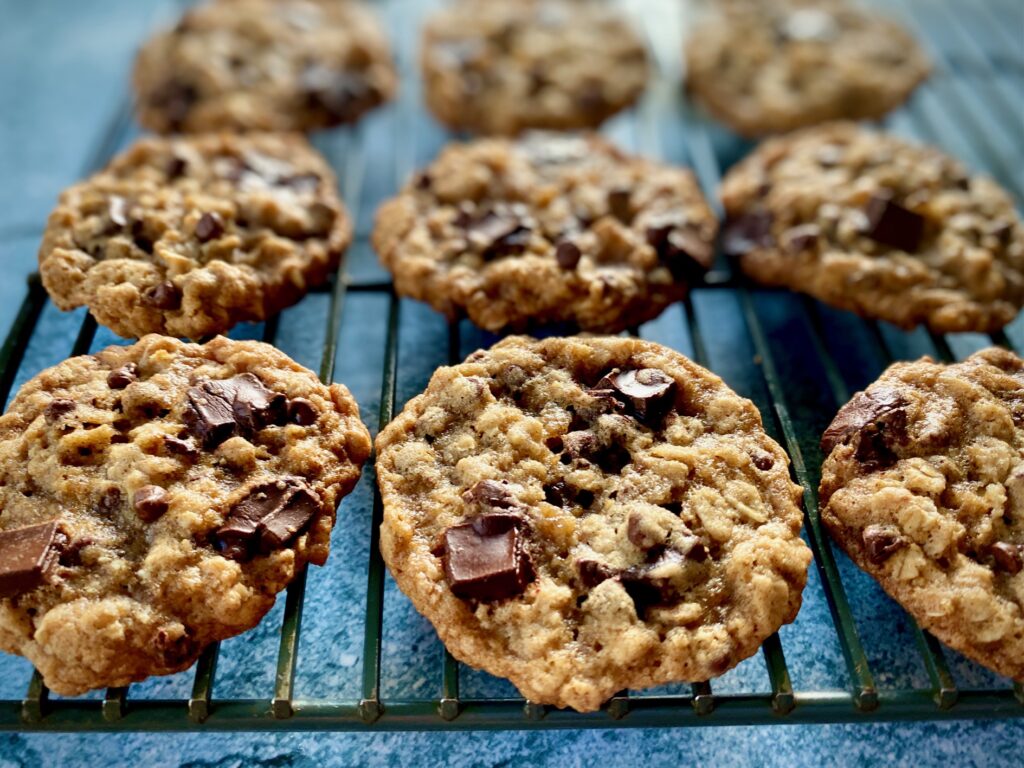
[720,122,1024,333]
[820,348,1024,681]
[375,335,811,711]
[373,132,717,333]
[685,0,929,136]
[39,132,351,340]
[0,334,371,695]
[133,0,396,133]
[421,0,649,135]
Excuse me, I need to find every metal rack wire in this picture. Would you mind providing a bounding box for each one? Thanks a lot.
[1,0,1023,731]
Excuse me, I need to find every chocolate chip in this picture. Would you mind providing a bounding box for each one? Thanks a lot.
[163,434,199,459]
[544,481,570,507]
[133,485,169,522]
[578,81,609,114]
[442,514,535,601]
[215,478,320,560]
[578,559,615,588]
[151,79,197,130]
[862,525,908,564]
[752,452,775,471]
[195,212,225,243]
[620,548,686,614]
[144,281,182,310]
[0,521,66,598]
[991,541,1023,574]
[462,479,518,510]
[555,240,582,270]
[645,215,713,280]
[184,374,286,449]
[592,368,676,425]
[132,220,154,254]
[863,193,925,252]
[469,211,532,260]
[97,487,122,516]
[627,513,657,549]
[562,431,598,460]
[44,399,76,423]
[413,172,432,191]
[287,398,319,426]
[821,386,909,467]
[721,211,774,257]
[607,188,632,223]
[167,155,188,179]
[228,373,287,433]
[782,223,821,253]
[184,382,236,449]
[106,363,138,390]
[108,196,129,228]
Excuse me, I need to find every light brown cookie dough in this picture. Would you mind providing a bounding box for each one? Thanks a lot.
[133,0,396,133]
[375,335,811,711]
[373,132,718,333]
[720,122,1024,333]
[0,334,371,695]
[685,0,930,136]
[820,348,1024,681]
[39,132,351,340]
[421,0,649,135]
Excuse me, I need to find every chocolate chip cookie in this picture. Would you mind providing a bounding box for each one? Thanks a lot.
[373,133,718,333]
[39,132,351,340]
[421,0,649,135]
[820,348,1024,681]
[685,0,930,136]
[375,336,811,711]
[0,334,371,695]
[720,122,1024,333]
[133,0,396,133]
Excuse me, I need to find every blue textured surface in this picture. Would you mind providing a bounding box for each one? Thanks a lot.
[2,0,1024,764]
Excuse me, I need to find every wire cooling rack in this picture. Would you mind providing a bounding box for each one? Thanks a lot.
[1,0,1023,731]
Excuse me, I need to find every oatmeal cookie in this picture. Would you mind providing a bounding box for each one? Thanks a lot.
[720,123,1024,333]
[373,132,718,333]
[133,0,396,133]
[685,0,930,136]
[421,0,649,135]
[375,335,811,711]
[820,348,1024,681]
[0,334,371,695]
[39,132,351,340]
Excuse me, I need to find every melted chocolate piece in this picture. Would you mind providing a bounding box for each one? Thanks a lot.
[184,373,286,449]
[472,212,532,260]
[645,215,713,280]
[106,363,138,390]
[620,548,686,614]
[195,212,225,243]
[862,525,908,564]
[462,479,518,510]
[215,478,320,560]
[562,431,598,460]
[152,79,198,130]
[287,397,319,426]
[607,188,632,223]
[578,559,615,588]
[555,240,582,270]
[863,193,924,252]
[627,512,657,549]
[163,434,200,459]
[593,368,676,424]
[167,155,188,180]
[133,485,169,522]
[721,211,774,257]
[144,281,182,310]
[821,386,909,467]
[44,398,76,424]
[442,514,535,601]
[0,521,66,598]
[991,541,1023,574]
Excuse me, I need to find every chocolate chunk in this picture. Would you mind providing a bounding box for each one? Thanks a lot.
[578,559,616,588]
[645,215,714,280]
[620,548,686,614]
[562,431,598,460]
[184,374,286,449]
[991,541,1023,574]
[607,188,632,223]
[227,373,287,433]
[152,79,197,129]
[544,481,569,507]
[106,363,138,390]
[578,81,609,114]
[821,386,909,467]
[300,66,375,122]
[133,485,169,522]
[593,368,676,424]
[627,512,657,550]
[215,478,320,560]
[287,397,319,426]
[752,452,775,471]
[470,212,532,260]
[413,172,432,191]
[721,211,774,257]
[0,521,66,599]
[442,515,535,601]
[782,223,821,253]
[144,281,182,310]
[167,155,188,179]
[97,487,122,516]
[131,220,154,254]
[862,525,908,564]
[195,212,225,243]
[555,240,582,270]
[863,193,925,252]
[108,196,129,228]
[184,382,237,449]
[462,479,518,510]
[44,399,76,424]
[163,434,199,460]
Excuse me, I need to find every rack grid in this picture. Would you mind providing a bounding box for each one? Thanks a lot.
[1,0,1023,732]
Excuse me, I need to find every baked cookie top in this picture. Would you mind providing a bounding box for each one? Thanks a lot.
[0,335,371,695]
[373,133,718,333]
[133,0,396,133]
[375,336,810,711]
[685,0,929,136]
[39,132,351,340]
[820,348,1024,681]
[720,122,1024,333]
[421,0,649,135]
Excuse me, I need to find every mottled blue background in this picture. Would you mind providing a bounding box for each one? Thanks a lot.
[1,0,1023,765]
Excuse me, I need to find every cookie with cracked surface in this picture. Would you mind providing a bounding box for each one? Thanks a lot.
[375,335,811,711]
[39,132,351,340]
[421,0,649,135]
[820,347,1024,681]
[685,0,929,136]
[133,0,396,133]
[0,334,371,695]
[373,133,718,333]
[720,123,1024,333]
